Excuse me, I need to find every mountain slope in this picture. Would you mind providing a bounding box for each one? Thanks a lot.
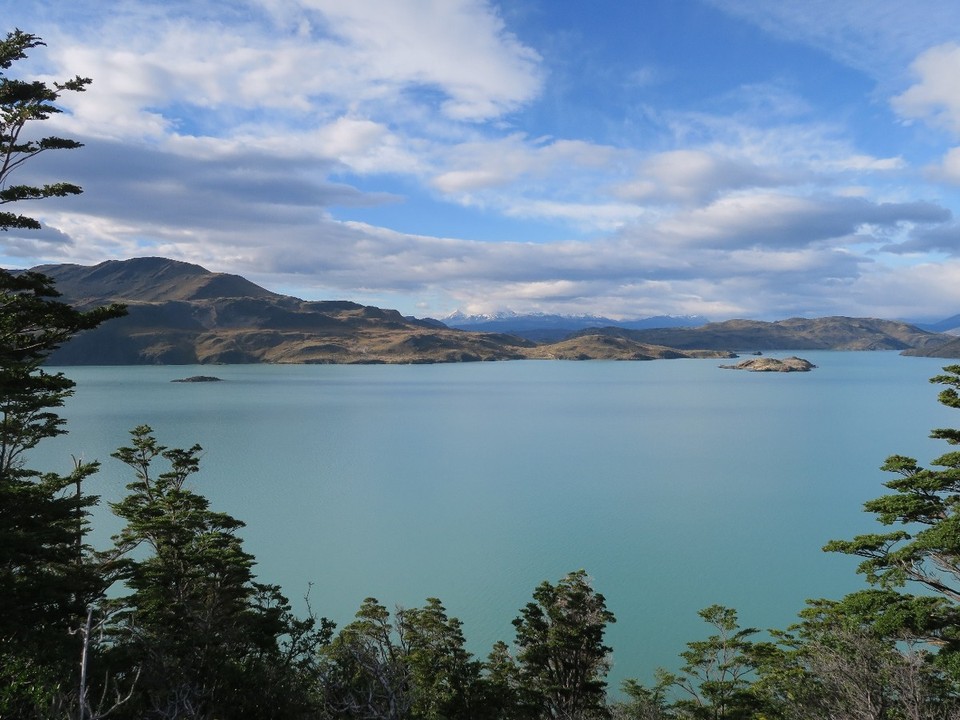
[27,257,956,364]
[40,259,533,364]
[579,317,949,352]
[444,311,707,341]
[902,336,960,358]
[35,257,280,304]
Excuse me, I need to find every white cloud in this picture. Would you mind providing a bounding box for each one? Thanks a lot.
[299,0,543,121]
[616,150,785,205]
[892,43,960,135]
[929,147,960,185]
[849,261,960,319]
[654,193,947,250]
[6,0,960,322]
[430,135,619,193]
[32,0,543,145]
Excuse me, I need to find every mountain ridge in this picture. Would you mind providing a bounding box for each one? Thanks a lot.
[442,311,708,342]
[18,257,959,363]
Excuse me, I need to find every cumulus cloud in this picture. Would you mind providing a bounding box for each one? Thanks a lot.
[892,43,960,134]
[430,135,618,193]
[36,0,543,145]
[654,194,948,250]
[615,150,786,205]
[6,0,960,322]
[298,0,543,121]
[883,222,960,256]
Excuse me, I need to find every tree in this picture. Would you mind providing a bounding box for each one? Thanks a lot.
[481,640,527,720]
[320,598,415,720]
[104,426,330,719]
[399,597,487,719]
[0,29,124,718]
[609,679,671,720]
[512,569,616,720]
[825,365,960,664]
[638,605,771,720]
[756,592,960,720]
[319,596,489,720]
[1,29,90,232]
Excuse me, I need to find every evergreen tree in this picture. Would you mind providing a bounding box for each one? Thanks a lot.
[652,605,772,720]
[757,591,960,720]
[512,570,616,720]
[825,364,960,670]
[0,28,124,718]
[1,29,89,232]
[105,426,330,719]
[319,596,490,720]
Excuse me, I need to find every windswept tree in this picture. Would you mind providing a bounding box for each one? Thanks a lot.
[105,426,331,719]
[319,596,491,720]
[618,605,772,720]
[512,569,616,720]
[655,605,771,720]
[1,29,89,232]
[825,365,960,666]
[757,591,960,720]
[0,29,124,718]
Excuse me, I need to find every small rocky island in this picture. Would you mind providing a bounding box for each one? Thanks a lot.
[719,356,816,372]
[171,375,223,383]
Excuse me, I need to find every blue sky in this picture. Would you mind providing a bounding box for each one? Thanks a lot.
[5,0,960,321]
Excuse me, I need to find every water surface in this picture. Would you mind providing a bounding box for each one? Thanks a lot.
[36,352,958,688]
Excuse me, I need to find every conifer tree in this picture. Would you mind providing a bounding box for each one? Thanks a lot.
[1,29,89,231]
[512,570,616,720]
[0,29,124,717]
[105,426,330,719]
[825,365,960,665]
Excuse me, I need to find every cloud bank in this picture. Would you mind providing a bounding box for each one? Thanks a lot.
[4,0,960,321]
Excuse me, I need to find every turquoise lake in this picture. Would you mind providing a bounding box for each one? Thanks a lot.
[34,352,960,690]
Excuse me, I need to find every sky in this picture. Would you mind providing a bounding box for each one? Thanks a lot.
[4,0,960,321]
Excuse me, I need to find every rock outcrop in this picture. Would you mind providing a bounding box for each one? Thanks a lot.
[720,356,816,372]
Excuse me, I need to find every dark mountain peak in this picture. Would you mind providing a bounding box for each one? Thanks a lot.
[32,256,279,305]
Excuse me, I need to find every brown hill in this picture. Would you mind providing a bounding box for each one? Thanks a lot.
[30,257,954,364]
[527,334,734,361]
[34,257,280,304]
[902,336,960,359]
[37,258,538,364]
[579,317,949,352]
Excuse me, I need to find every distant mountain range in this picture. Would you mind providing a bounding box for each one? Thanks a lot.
[19,257,960,363]
[575,318,947,352]
[912,314,960,335]
[442,311,707,342]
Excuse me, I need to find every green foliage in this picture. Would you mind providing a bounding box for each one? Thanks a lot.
[104,426,331,719]
[1,29,90,231]
[483,639,527,720]
[756,591,960,720]
[320,597,414,719]
[825,365,960,623]
[319,596,492,720]
[609,679,671,720]
[1,271,125,475]
[512,569,616,720]
[630,605,772,720]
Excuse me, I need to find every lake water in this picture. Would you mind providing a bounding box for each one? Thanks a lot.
[33,352,960,690]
